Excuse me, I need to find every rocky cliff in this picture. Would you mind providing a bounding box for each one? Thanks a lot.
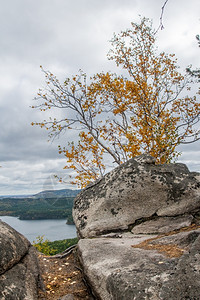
[73,154,200,300]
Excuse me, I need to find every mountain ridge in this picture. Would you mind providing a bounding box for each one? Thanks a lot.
[33,188,81,198]
[0,189,81,199]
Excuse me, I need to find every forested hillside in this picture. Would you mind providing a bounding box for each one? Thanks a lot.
[0,189,80,223]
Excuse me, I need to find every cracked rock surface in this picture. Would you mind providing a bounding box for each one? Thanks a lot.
[73,154,200,239]
[73,155,200,299]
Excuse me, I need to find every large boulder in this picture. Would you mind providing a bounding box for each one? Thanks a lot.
[78,229,200,300]
[0,220,43,300]
[73,154,200,238]
[73,155,200,299]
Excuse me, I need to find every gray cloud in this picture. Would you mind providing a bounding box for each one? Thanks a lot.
[0,0,199,195]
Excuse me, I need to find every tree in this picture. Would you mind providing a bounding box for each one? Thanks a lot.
[32,18,200,188]
[186,35,200,81]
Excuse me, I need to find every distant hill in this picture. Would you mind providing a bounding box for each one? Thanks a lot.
[33,189,81,199]
[0,189,81,199]
[0,195,32,199]
[0,189,81,223]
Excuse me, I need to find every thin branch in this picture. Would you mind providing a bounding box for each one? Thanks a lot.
[155,0,169,34]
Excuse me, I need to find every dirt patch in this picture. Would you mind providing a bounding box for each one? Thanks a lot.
[37,250,95,299]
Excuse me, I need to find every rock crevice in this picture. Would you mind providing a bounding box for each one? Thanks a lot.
[73,155,200,300]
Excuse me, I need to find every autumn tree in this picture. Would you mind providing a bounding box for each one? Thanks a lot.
[32,18,200,188]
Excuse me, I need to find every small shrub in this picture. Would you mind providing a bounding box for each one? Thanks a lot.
[32,235,78,256]
[32,235,56,255]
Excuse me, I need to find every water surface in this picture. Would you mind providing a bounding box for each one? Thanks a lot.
[0,216,77,243]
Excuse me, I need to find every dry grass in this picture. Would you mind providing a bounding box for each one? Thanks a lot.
[132,223,200,258]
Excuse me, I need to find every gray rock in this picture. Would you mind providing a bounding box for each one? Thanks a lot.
[78,234,173,300]
[73,154,200,238]
[149,229,200,252]
[78,230,200,300]
[0,221,43,299]
[160,234,200,299]
[131,215,194,234]
[73,155,200,298]
[0,220,30,274]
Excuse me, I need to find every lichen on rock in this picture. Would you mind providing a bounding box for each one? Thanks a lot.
[0,221,43,300]
[73,155,200,299]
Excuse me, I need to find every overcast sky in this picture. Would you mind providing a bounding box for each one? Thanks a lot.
[0,0,199,195]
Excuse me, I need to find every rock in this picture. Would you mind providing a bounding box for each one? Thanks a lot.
[73,154,200,238]
[78,234,163,300]
[159,234,200,299]
[149,229,200,249]
[74,155,200,299]
[131,215,194,234]
[78,229,200,300]
[0,221,43,299]
[0,220,30,274]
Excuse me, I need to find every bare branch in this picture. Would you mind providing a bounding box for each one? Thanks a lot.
[155,0,169,34]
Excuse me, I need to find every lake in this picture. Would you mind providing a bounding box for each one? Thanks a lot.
[0,216,77,243]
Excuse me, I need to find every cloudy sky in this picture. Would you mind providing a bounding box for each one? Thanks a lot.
[0,0,199,195]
